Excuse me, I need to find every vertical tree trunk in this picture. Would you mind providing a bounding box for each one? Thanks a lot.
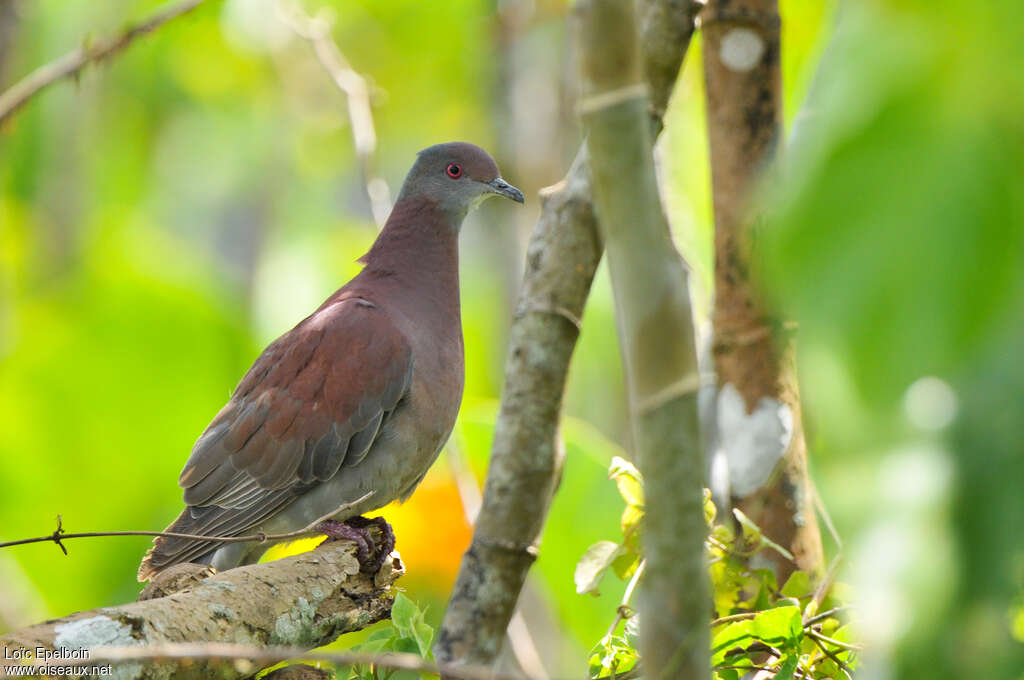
[701,0,824,580]
[577,1,708,678]
[435,0,700,670]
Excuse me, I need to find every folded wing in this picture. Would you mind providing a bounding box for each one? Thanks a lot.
[139,296,413,578]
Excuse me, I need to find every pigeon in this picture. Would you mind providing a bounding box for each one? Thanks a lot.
[139,142,524,581]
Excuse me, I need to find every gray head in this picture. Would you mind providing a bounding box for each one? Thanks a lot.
[396,142,524,222]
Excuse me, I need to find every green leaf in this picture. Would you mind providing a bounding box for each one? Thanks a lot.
[710,555,745,616]
[612,550,640,580]
[608,455,643,483]
[588,635,639,679]
[624,613,641,646]
[712,607,803,668]
[749,605,802,648]
[781,570,812,599]
[356,634,394,654]
[828,624,856,664]
[703,487,717,525]
[711,620,754,665]
[575,540,621,595]
[620,502,645,537]
[732,507,763,547]
[774,654,799,680]
[390,592,417,637]
[412,619,434,658]
[739,568,779,611]
[733,508,794,560]
[609,456,645,507]
[394,636,420,655]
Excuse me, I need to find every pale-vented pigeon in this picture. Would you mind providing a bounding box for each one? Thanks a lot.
[139,142,524,581]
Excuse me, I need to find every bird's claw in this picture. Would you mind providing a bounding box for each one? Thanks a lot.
[316,516,394,573]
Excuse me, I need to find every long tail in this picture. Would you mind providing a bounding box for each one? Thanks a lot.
[138,492,296,581]
[138,507,225,582]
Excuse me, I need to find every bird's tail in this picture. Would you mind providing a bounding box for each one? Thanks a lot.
[137,508,221,582]
[138,492,298,582]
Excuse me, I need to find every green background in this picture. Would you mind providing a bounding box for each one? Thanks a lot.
[1,1,1021,677]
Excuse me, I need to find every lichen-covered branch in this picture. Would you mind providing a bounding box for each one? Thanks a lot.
[577,0,708,677]
[701,0,824,580]
[0,542,402,680]
[0,0,211,127]
[434,0,700,669]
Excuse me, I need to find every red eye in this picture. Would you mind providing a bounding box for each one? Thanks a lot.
[446,163,463,179]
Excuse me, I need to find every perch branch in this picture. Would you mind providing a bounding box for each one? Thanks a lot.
[0,540,402,680]
[275,0,392,227]
[0,0,210,127]
[435,0,701,669]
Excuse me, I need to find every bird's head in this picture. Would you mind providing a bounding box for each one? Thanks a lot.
[397,142,525,222]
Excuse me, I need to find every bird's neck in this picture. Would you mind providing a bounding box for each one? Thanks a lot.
[358,196,462,319]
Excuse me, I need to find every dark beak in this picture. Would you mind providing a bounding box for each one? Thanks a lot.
[488,177,525,204]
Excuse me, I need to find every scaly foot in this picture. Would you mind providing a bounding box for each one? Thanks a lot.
[316,516,395,573]
[345,515,395,573]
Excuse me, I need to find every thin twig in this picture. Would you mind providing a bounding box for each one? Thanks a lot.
[803,604,854,628]
[813,478,843,550]
[713,664,783,674]
[806,629,862,653]
[6,642,528,680]
[275,0,392,227]
[712,604,853,631]
[0,0,210,126]
[710,611,759,627]
[0,493,373,553]
[803,551,841,622]
[810,634,854,680]
[602,558,646,643]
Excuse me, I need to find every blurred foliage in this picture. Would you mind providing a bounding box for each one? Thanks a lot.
[759,0,1024,677]
[576,460,854,680]
[8,0,1019,679]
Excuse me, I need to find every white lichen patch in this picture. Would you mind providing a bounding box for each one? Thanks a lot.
[716,383,793,497]
[271,597,317,646]
[719,27,765,72]
[53,615,143,680]
[54,615,136,649]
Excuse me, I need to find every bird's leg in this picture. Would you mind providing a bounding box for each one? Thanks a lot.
[316,519,372,565]
[346,515,396,572]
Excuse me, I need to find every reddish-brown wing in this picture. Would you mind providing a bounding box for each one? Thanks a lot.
[178,294,412,516]
[140,295,414,577]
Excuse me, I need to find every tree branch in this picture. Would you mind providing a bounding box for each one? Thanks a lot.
[701,0,825,580]
[0,541,402,680]
[0,0,211,127]
[434,0,701,669]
